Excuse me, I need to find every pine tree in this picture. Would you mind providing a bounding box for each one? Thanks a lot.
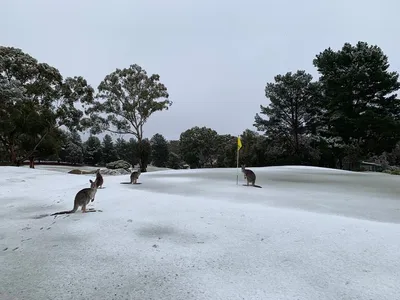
[66,142,84,164]
[166,152,183,169]
[254,70,319,161]
[102,134,117,163]
[150,133,169,167]
[114,138,139,167]
[83,135,102,166]
[314,41,400,165]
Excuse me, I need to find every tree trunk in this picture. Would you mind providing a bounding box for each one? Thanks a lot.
[136,139,147,173]
[294,132,299,155]
[338,157,343,169]
[29,156,35,169]
[10,144,17,165]
[139,149,148,172]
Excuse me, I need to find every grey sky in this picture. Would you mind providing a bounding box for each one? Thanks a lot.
[2,0,399,141]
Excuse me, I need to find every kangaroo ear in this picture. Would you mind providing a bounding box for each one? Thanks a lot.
[89,179,93,183]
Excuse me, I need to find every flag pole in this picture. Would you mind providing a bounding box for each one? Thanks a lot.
[236,135,241,186]
[236,146,239,185]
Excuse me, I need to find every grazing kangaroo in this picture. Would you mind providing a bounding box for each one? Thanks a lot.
[94,169,103,189]
[130,169,141,184]
[241,165,261,188]
[50,180,98,216]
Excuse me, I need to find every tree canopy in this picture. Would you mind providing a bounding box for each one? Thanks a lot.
[313,41,400,166]
[0,46,94,166]
[83,64,172,171]
[254,70,319,161]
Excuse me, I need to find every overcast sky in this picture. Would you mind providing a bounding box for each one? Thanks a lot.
[1,0,399,141]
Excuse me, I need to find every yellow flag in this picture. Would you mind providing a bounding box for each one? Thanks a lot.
[237,136,242,151]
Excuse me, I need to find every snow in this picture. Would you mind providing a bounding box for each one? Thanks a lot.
[0,165,399,300]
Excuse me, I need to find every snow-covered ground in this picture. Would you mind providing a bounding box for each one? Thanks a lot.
[0,165,399,300]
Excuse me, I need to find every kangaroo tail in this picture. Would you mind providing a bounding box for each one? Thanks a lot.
[50,210,74,216]
[51,202,78,216]
[252,184,262,188]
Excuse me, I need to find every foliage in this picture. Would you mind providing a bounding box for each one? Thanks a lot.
[83,64,171,171]
[0,46,93,165]
[150,133,169,167]
[2,41,400,172]
[65,142,84,165]
[383,169,400,175]
[83,135,102,166]
[167,152,184,169]
[59,131,83,164]
[102,134,118,164]
[215,134,236,167]
[114,138,139,167]
[313,41,400,165]
[166,141,184,169]
[179,126,220,168]
[254,70,320,163]
[33,128,65,160]
[238,130,268,167]
[168,140,180,156]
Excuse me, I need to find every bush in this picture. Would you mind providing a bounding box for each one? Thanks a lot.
[382,169,400,175]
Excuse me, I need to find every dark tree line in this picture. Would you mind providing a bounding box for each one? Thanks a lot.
[2,41,400,171]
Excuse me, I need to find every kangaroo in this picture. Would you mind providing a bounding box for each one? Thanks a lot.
[94,169,103,189]
[50,179,98,216]
[130,169,141,184]
[241,165,260,187]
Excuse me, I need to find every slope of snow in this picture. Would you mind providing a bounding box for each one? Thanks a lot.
[0,166,399,300]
